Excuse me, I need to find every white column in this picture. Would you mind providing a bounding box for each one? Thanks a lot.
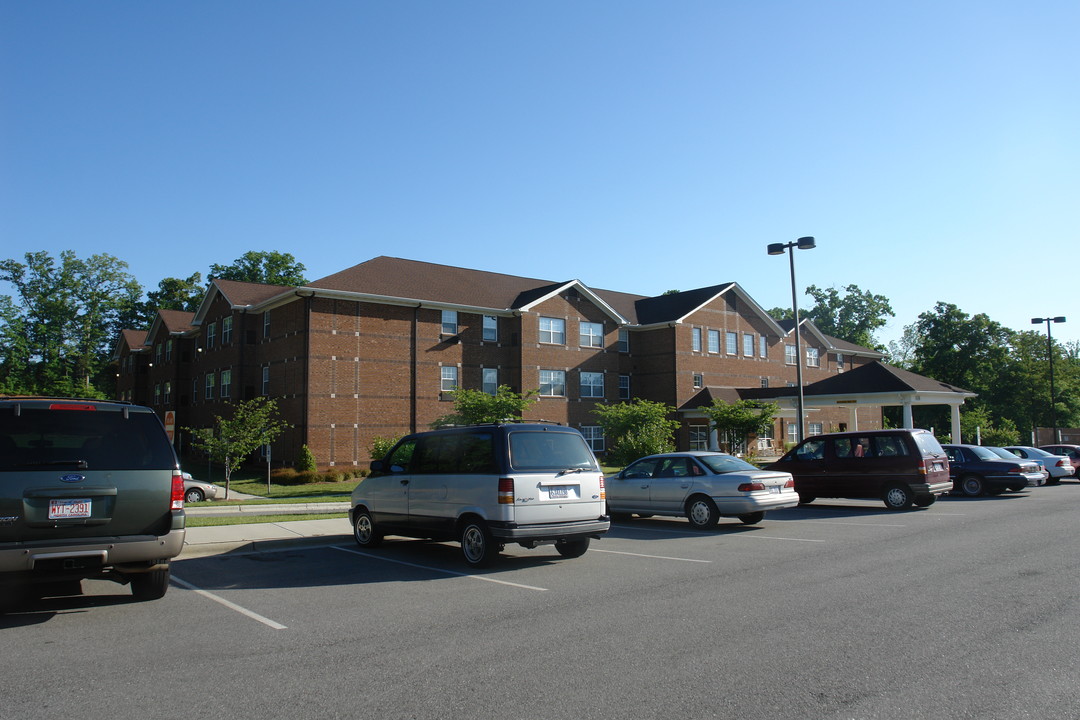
[950,404,962,443]
[709,426,719,451]
[903,402,914,429]
[849,405,859,431]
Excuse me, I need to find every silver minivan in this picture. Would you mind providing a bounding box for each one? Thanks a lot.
[350,423,610,567]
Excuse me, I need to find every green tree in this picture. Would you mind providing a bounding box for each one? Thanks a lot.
[959,405,1020,446]
[431,386,538,428]
[592,399,680,466]
[209,251,308,286]
[0,250,142,396]
[296,444,317,473]
[697,399,779,456]
[187,397,291,499]
[768,284,894,350]
[138,272,204,323]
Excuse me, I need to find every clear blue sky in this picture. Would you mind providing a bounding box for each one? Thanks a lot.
[2,1,1077,349]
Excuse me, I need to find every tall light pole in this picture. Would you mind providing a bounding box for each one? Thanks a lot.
[1031,315,1066,443]
[768,236,816,443]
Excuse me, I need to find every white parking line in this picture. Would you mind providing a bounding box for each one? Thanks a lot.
[592,549,712,562]
[609,524,825,543]
[727,534,825,543]
[171,575,287,630]
[332,546,548,592]
[792,520,907,528]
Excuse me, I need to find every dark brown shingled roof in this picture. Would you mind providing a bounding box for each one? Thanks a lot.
[800,361,973,396]
[121,329,148,351]
[309,257,564,310]
[158,309,195,334]
[213,278,295,306]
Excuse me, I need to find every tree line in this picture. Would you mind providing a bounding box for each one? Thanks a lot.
[2,249,1076,443]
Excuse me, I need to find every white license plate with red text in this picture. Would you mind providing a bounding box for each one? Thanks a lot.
[49,499,92,519]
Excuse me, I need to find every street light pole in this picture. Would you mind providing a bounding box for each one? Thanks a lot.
[768,237,816,444]
[1031,316,1066,444]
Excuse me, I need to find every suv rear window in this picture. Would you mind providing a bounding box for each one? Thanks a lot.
[0,406,176,471]
[508,430,598,471]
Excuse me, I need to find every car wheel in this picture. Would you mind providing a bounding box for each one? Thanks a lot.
[352,509,382,548]
[882,484,914,510]
[1007,485,1026,492]
[798,494,815,505]
[0,584,28,614]
[738,511,765,525]
[460,520,497,568]
[959,474,985,497]
[685,496,719,529]
[130,567,170,601]
[554,538,590,558]
[1046,477,1061,486]
[184,488,205,503]
[913,494,936,507]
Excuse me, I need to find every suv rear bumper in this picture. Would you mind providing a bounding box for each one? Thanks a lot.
[0,528,186,574]
[489,518,610,542]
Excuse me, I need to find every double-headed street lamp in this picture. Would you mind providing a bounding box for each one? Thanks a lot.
[1031,315,1066,443]
[768,236,816,443]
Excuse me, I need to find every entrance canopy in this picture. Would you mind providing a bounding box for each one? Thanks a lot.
[681,361,976,443]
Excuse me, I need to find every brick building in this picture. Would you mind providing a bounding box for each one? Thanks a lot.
[114,256,898,470]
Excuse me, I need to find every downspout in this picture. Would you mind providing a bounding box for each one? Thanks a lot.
[411,304,419,433]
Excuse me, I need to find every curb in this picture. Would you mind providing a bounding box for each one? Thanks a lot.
[186,502,350,516]
[180,533,353,559]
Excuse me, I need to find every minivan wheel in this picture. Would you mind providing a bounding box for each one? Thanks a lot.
[555,538,590,558]
[686,496,720,529]
[460,521,497,568]
[882,484,914,511]
[353,509,382,548]
[959,474,985,497]
[738,511,765,525]
[130,567,170,601]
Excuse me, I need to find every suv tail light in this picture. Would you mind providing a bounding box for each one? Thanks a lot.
[737,481,765,492]
[171,470,185,510]
[498,478,514,504]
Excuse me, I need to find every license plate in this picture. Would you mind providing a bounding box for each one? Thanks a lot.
[547,486,569,499]
[769,486,781,494]
[49,499,91,519]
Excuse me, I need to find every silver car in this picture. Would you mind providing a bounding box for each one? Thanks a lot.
[181,472,222,503]
[606,451,798,528]
[1004,446,1075,485]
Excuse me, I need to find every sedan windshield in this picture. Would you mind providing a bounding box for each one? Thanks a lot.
[968,446,1003,461]
[699,454,759,474]
[985,447,1019,459]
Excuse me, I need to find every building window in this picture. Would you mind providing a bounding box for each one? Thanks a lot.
[153,383,161,405]
[580,371,604,398]
[785,344,797,365]
[163,381,172,404]
[205,372,215,400]
[808,422,824,436]
[154,343,162,364]
[220,369,232,399]
[726,331,737,355]
[206,322,216,348]
[618,374,630,400]
[837,353,846,372]
[441,310,458,335]
[441,366,458,392]
[807,347,820,367]
[539,317,566,345]
[165,339,173,362]
[787,422,798,444]
[760,377,769,388]
[580,321,604,348]
[222,317,233,345]
[263,311,271,338]
[707,330,720,354]
[482,368,498,395]
[261,366,270,396]
[689,426,709,451]
[693,373,703,389]
[192,378,199,404]
[618,328,629,353]
[581,426,604,453]
[483,315,498,342]
[540,369,566,396]
[692,327,702,352]
[760,336,767,358]
[743,333,754,357]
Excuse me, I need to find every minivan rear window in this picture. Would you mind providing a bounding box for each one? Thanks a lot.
[912,432,945,456]
[0,406,177,471]
[509,431,598,471]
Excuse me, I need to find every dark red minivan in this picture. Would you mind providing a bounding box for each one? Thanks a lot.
[767,429,952,510]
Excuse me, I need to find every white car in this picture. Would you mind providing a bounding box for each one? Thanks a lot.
[1004,446,1074,485]
[606,451,798,527]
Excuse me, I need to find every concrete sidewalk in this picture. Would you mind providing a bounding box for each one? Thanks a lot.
[181,516,352,558]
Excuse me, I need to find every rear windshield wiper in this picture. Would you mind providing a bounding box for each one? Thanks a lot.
[556,467,587,477]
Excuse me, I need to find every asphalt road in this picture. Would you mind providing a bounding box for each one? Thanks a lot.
[4,484,1080,720]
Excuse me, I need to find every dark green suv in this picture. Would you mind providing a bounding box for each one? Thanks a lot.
[0,397,186,611]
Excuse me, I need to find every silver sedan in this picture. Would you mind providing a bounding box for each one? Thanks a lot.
[181,472,222,503]
[605,451,798,527]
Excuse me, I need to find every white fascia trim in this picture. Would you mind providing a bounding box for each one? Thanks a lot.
[518,280,630,324]
[673,283,786,336]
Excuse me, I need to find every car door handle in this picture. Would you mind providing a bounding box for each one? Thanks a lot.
[400,479,409,486]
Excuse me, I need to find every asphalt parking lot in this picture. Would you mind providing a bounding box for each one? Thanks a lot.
[4,486,1080,720]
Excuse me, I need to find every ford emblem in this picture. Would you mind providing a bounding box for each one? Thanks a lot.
[59,474,85,483]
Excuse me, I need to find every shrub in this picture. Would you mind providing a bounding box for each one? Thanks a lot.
[296,444,317,473]
[369,435,401,462]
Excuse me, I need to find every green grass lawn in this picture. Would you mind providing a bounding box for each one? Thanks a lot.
[186,513,349,527]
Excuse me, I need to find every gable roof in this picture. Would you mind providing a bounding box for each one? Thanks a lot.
[193,278,296,324]
[111,329,149,361]
[776,318,884,359]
